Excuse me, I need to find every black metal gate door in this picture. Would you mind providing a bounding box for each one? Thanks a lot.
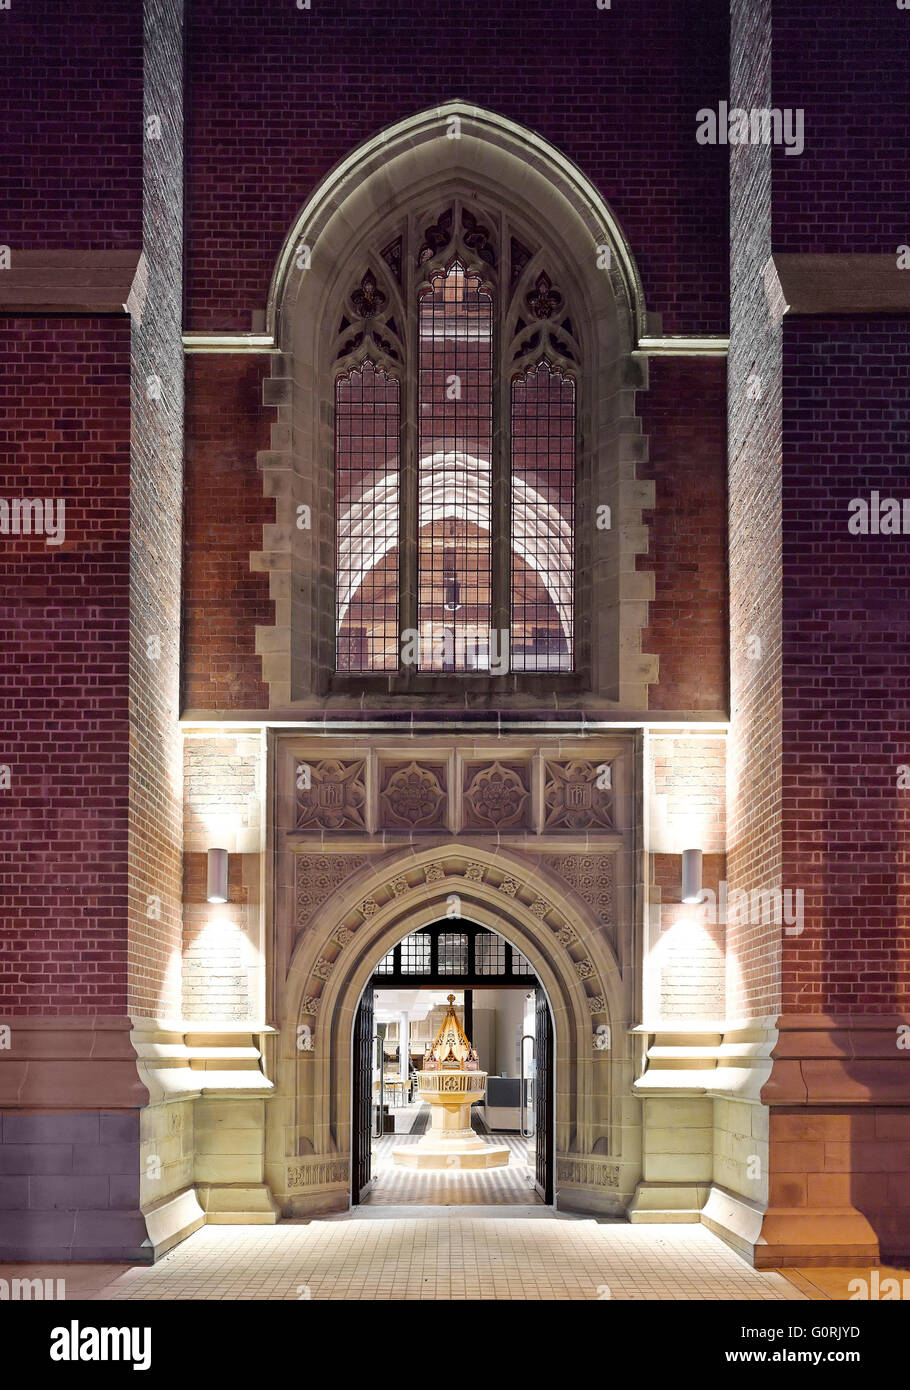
[535,987,554,1202]
[352,985,374,1203]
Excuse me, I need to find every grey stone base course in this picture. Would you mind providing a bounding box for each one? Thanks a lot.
[0,1109,152,1264]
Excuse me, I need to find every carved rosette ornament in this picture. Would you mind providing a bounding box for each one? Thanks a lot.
[462,762,530,830]
[544,759,614,831]
[295,760,367,831]
[380,761,447,831]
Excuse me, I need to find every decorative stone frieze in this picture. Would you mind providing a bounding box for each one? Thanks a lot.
[287,1160,349,1188]
[462,761,530,830]
[295,855,371,934]
[557,1159,621,1189]
[542,853,615,936]
[295,759,367,831]
[544,759,615,831]
[379,760,448,831]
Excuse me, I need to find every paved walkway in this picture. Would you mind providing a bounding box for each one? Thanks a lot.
[1,1212,809,1302]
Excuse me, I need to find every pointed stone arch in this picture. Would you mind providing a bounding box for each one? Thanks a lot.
[268,842,636,1217]
[253,101,657,708]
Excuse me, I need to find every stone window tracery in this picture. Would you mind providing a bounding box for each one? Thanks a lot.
[332,196,578,676]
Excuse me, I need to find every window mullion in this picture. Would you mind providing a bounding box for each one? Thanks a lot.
[492,300,511,652]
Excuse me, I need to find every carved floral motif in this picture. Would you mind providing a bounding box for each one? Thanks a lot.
[380,761,447,830]
[542,853,615,936]
[463,761,530,830]
[295,854,370,933]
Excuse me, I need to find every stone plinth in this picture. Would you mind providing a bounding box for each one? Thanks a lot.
[392,1070,509,1170]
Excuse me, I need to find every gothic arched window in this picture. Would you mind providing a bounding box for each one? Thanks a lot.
[333,198,579,677]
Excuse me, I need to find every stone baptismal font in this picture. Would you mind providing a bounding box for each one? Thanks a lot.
[392,995,510,1169]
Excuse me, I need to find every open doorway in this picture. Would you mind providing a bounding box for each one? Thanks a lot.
[351,922,554,1207]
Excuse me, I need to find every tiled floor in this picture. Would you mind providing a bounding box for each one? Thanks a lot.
[0,1215,807,1302]
[367,1127,540,1205]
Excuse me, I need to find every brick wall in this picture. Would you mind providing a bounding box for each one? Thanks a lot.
[0,0,142,249]
[726,0,782,1023]
[128,0,185,1020]
[184,0,729,333]
[182,355,274,712]
[772,0,909,254]
[639,357,728,713]
[182,735,263,1022]
[649,734,726,1023]
[0,318,133,1014]
[780,317,910,1015]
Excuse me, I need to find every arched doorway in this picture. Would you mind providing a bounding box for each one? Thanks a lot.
[351,920,555,1206]
[277,841,631,1222]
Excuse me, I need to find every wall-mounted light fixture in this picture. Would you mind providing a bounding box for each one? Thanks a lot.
[206,847,229,904]
[681,847,703,905]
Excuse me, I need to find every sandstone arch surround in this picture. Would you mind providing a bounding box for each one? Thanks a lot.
[269,843,636,1218]
[253,101,658,708]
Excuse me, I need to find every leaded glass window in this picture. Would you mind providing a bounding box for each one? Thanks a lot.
[332,199,578,677]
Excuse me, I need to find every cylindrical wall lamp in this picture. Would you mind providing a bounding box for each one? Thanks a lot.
[206,847,229,904]
[681,847,703,904]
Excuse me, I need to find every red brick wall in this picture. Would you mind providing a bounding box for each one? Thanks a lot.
[772,0,909,254]
[780,317,910,1015]
[0,318,133,1014]
[639,357,728,712]
[182,355,274,712]
[184,0,729,333]
[0,0,142,249]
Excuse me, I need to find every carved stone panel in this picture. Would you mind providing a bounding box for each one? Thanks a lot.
[543,759,614,831]
[462,761,531,831]
[295,854,371,933]
[379,760,448,831]
[542,853,615,936]
[295,759,367,830]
